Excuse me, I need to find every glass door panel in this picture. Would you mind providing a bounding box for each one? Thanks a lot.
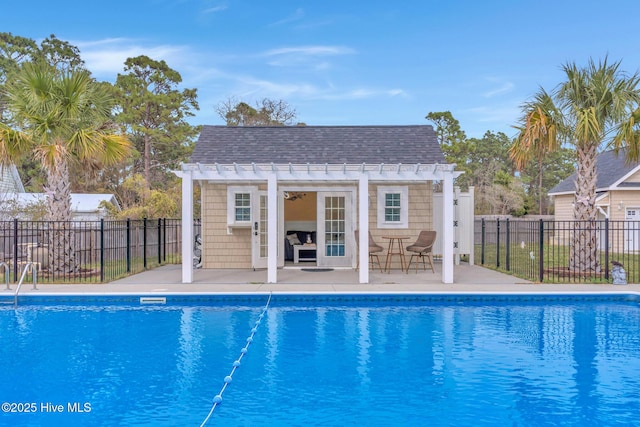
[317,192,351,267]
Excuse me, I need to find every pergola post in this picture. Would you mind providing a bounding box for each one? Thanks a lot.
[442,170,455,283]
[358,174,369,284]
[180,169,194,283]
[267,173,278,283]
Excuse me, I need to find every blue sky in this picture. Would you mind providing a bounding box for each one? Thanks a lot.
[4,0,639,138]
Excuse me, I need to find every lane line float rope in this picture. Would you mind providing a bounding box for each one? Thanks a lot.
[200,293,272,426]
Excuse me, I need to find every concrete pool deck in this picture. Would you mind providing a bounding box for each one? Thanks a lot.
[7,262,640,295]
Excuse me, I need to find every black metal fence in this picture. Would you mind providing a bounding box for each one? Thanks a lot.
[476,218,640,283]
[0,218,201,283]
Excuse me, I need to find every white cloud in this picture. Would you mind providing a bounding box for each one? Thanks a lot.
[315,88,407,101]
[202,5,227,14]
[483,82,515,98]
[264,46,355,57]
[263,45,356,68]
[482,77,515,98]
[214,71,406,104]
[270,8,305,27]
[74,38,194,78]
[465,105,518,123]
[387,89,406,97]
[233,76,319,98]
[69,38,405,127]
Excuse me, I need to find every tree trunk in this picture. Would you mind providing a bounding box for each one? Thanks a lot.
[144,133,151,189]
[570,144,599,273]
[538,158,543,215]
[45,155,79,273]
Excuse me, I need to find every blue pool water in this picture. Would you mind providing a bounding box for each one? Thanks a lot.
[1,294,639,426]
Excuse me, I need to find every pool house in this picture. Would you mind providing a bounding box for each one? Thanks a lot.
[175,125,462,284]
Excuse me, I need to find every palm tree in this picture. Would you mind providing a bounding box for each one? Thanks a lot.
[511,58,640,273]
[511,90,561,215]
[0,61,131,273]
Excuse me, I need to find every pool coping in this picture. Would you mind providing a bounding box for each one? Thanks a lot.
[3,290,640,307]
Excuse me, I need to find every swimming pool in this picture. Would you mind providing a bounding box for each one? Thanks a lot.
[1,293,639,426]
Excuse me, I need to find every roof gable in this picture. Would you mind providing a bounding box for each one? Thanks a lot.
[190,125,446,165]
[549,149,640,195]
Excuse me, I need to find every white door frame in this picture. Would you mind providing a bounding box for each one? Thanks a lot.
[279,185,357,269]
[317,190,356,268]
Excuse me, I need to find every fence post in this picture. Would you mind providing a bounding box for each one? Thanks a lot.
[157,218,162,265]
[163,218,167,263]
[538,219,544,282]
[126,218,131,273]
[143,218,148,269]
[496,219,501,269]
[505,218,511,271]
[481,218,485,265]
[100,219,105,282]
[604,218,609,281]
[12,218,18,282]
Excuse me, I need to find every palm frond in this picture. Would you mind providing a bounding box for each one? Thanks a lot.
[0,124,32,166]
[510,89,561,170]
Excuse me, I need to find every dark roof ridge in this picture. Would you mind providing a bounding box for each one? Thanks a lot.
[200,124,431,128]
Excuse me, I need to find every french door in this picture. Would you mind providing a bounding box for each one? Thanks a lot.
[317,192,352,267]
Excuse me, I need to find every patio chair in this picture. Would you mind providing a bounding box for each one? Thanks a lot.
[355,230,385,273]
[406,231,436,273]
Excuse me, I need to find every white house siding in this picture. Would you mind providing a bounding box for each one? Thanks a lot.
[624,169,640,183]
[553,191,640,251]
[201,183,253,269]
[610,191,640,220]
[553,194,574,222]
[366,183,433,271]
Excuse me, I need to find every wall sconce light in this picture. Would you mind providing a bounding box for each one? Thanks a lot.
[618,201,625,211]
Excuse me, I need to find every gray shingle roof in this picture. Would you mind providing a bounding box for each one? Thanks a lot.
[190,125,446,165]
[549,149,640,194]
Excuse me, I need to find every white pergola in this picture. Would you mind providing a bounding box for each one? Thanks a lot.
[176,162,461,284]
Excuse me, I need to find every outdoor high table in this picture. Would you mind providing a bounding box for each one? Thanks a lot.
[381,235,409,273]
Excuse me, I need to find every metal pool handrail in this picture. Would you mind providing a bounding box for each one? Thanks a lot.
[14,262,37,307]
[0,262,8,290]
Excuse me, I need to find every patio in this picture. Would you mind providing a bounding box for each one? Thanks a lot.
[9,262,639,296]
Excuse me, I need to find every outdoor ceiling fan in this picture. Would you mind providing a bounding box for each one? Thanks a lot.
[283,191,307,201]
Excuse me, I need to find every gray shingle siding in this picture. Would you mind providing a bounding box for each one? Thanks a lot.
[190,125,446,165]
[549,149,640,194]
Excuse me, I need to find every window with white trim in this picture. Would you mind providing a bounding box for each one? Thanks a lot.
[227,186,255,227]
[234,193,251,221]
[377,186,408,228]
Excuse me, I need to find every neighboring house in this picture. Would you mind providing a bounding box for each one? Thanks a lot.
[0,164,25,220]
[3,193,120,220]
[549,149,640,222]
[175,125,462,284]
[0,165,119,220]
[549,149,640,252]
[0,164,25,194]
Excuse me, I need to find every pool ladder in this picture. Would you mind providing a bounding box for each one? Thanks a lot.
[1,261,38,307]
